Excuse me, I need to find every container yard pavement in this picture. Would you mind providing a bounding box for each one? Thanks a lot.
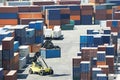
[17,25,104,80]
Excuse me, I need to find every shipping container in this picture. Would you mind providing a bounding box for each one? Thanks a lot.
[40,48,61,58]
[80,61,90,73]
[97,51,106,61]
[0,68,3,80]
[19,45,29,57]
[92,68,102,80]
[19,57,26,70]
[4,70,17,80]
[97,74,108,80]
[72,56,81,67]
[14,41,19,52]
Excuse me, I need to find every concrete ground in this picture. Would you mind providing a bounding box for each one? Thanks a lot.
[18,25,118,80]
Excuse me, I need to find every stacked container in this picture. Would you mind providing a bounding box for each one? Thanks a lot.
[6,1,31,6]
[72,56,81,80]
[97,65,109,75]
[80,5,93,25]
[4,70,17,80]
[45,9,61,29]
[89,0,106,4]
[92,68,102,80]
[97,51,106,65]
[0,68,3,80]
[29,20,44,44]
[81,47,97,61]
[25,28,35,44]
[14,25,27,45]
[19,45,29,69]
[13,52,19,70]
[0,7,18,26]
[2,37,14,70]
[105,45,115,55]
[95,3,115,24]
[60,8,70,25]
[107,20,120,32]
[57,0,81,5]
[13,41,19,52]
[106,56,114,73]
[0,45,2,67]
[80,35,94,49]
[33,1,55,6]
[80,61,91,80]
[69,5,81,25]
[96,74,108,80]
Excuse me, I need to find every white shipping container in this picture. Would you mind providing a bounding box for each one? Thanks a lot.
[108,74,115,80]
[19,57,26,70]
[19,45,29,57]
[44,29,52,38]
[100,20,107,28]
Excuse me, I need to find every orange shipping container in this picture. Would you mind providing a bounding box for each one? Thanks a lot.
[70,15,80,20]
[19,12,42,19]
[97,61,106,65]
[31,44,41,53]
[47,25,54,30]
[0,19,18,25]
[107,9,112,14]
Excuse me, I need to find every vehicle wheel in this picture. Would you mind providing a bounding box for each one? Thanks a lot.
[49,69,54,75]
[39,70,45,76]
[29,69,33,74]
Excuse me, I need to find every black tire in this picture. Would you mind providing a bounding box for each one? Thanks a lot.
[49,69,54,75]
[29,69,33,74]
[39,70,45,76]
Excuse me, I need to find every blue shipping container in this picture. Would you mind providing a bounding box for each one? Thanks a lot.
[87,29,94,34]
[35,21,44,30]
[8,1,31,6]
[35,36,44,44]
[106,46,115,55]
[104,30,111,34]
[74,20,81,25]
[2,49,14,60]
[112,21,118,27]
[41,48,61,58]
[94,36,103,47]
[14,41,19,52]
[29,21,36,29]
[0,13,18,19]
[26,28,35,37]
[80,35,87,43]
[0,68,3,80]
[97,74,108,80]
[97,52,106,61]
[69,5,80,11]
[80,61,90,73]
[73,67,80,79]
[81,15,92,25]
[92,68,102,80]
[60,14,70,19]
[102,35,110,44]
[87,35,94,44]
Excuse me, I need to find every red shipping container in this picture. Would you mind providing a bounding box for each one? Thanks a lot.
[72,56,81,67]
[97,65,109,75]
[80,72,91,80]
[4,70,17,80]
[0,7,18,13]
[2,37,14,50]
[98,45,106,51]
[106,56,114,66]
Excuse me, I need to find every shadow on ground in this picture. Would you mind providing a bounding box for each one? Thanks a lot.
[17,74,28,79]
[50,74,70,77]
